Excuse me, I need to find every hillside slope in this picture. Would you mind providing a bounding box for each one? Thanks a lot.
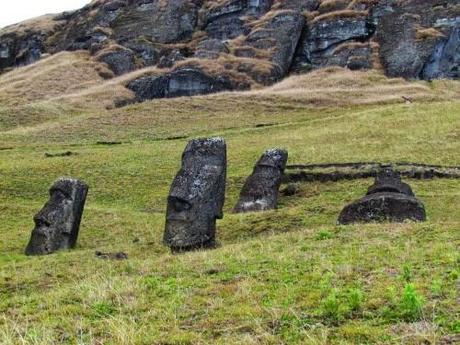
[0,60,459,343]
[1,0,459,102]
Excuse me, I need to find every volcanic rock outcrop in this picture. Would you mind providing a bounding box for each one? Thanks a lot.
[25,178,89,256]
[338,168,426,225]
[234,148,288,213]
[164,137,227,252]
[1,0,459,101]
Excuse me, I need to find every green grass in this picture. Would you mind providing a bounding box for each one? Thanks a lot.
[0,79,459,344]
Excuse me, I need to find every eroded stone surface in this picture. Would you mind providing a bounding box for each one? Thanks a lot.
[338,169,426,224]
[1,0,459,101]
[127,68,238,101]
[234,148,288,213]
[366,168,414,197]
[25,178,88,256]
[164,138,227,251]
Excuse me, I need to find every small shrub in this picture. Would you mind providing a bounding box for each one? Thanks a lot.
[322,289,343,323]
[91,302,116,319]
[347,288,364,313]
[400,283,424,321]
[315,230,334,241]
[402,264,412,282]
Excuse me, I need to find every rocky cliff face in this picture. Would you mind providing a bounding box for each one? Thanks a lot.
[1,0,459,102]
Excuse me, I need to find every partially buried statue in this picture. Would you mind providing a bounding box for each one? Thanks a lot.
[25,178,89,256]
[164,138,227,252]
[234,148,288,213]
[338,168,426,224]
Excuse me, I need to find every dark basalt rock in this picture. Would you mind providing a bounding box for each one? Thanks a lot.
[164,138,227,252]
[338,169,426,225]
[127,75,169,101]
[167,68,234,98]
[95,251,128,260]
[293,12,375,71]
[375,0,460,79]
[366,168,414,197]
[246,10,305,79]
[0,33,44,70]
[157,49,185,69]
[96,46,135,76]
[206,16,249,40]
[194,39,229,59]
[25,178,89,256]
[234,148,288,213]
[277,0,319,12]
[127,68,236,102]
[2,0,459,90]
[422,28,460,80]
[338,192,426,225]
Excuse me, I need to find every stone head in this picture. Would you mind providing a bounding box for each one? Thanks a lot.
[25,178,88,255]
[367,167,414,197]
[256,148,288,171]
[164,138,227,250]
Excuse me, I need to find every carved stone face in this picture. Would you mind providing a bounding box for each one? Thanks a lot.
[234,148,288,213]
[25,178,88,256]
[164,138,227,251]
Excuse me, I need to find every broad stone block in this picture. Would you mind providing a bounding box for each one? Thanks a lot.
[234,148,288,213]
[338,168,426,224]
[164,138,227,252]
[25,178,89,256]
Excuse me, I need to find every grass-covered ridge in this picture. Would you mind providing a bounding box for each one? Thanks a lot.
[0,65,459,344]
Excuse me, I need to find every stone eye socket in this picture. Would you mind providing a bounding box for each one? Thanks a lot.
[34,216,51,227]
[169,196,192,212]
[50,188,71,200]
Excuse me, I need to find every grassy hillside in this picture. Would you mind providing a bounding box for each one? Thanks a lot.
[0,58,459,344]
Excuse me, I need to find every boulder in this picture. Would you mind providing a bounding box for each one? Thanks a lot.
[127,68,236,101]
[338,169,426,225]
[112,0,201,44]
[125,42,160,67]
[422,28,460,80]
[164,138,227,252]
[0,33,44,70]
[167,68,234,97]
[96,46,135,75]
[127,74,169,101]
[194,39,229,59]
[234,148,288,213]
[246,10,305,79]
[25,178,89,256]
[206,16,249,40]
[375,0,460,79]
[157,49,186,69]
[293,12,375,71]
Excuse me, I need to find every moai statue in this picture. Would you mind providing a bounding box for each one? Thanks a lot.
[164,138,227,252]
[338,168,426,225]
[25,178,89,255]
[234,148,288,213]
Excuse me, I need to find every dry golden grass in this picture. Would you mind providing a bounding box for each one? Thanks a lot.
[318,0,350,13]
[312,10,368,23]
[248,67,460,106]
[416,27,446,41]
[0,14,63,36]
[0,51,112,104]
